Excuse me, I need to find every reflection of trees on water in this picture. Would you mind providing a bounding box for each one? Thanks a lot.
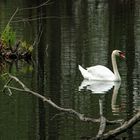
[0,0,140,139]
[33,0,133,139]
[0,58,33,73]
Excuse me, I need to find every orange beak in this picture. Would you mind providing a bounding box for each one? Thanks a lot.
[120,52,125,59]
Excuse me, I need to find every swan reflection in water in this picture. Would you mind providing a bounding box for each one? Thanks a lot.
[79,80,122,113]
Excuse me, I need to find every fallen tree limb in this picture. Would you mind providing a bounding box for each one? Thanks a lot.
[2,74,122,125]
[4,73,139,140]
[99,111,140,139]
[2,73,101,123]
[89,111,140,140]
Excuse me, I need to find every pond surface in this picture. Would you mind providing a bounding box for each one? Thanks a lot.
[0,0,140,139]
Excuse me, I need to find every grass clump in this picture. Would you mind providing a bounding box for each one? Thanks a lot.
[1,25,16,47]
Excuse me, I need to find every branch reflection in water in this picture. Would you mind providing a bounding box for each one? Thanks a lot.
[79,80,121,113]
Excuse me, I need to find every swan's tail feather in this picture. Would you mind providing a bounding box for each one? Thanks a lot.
[78,65,93,80]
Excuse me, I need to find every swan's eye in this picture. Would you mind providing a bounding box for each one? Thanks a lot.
[119,52,125,59]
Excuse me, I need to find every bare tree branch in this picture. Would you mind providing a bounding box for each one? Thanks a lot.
[2,73,101,123]
[2,8,19,34]
[4,73,137,140]
[100,111,140,139]
[7,8,19,26]
[4,1,55,25]
[19,0,52,11]
[11,16,69,23]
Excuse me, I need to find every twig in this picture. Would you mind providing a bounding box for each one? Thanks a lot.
[2,77,13,93]
[7,88,12,96]
[11,16,69,23]
[51,112,66,120]
[2,8,19,34]
[3,1,54,25]
[32,24,43,48]
[7,8,19,25]
[19,0,52,11]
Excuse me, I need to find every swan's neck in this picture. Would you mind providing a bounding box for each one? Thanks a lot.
[112,53,121,81]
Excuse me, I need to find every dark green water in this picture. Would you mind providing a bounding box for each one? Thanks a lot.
[0,0,140,139]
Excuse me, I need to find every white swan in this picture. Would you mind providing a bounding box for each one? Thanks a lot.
[79,50,125,81]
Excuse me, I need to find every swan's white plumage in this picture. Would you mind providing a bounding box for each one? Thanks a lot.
[78,65,94,80]
[87,65,115,81]
[79,65,115,81]
[78,50,125,81]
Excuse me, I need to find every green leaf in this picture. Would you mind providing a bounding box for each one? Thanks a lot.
[1,25,16,46]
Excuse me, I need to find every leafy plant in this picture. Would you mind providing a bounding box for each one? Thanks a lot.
[1,25,16,47]
[21,41,33,52]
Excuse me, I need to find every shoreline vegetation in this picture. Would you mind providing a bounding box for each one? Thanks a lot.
[0,0,58,63]
[0,8,32,62]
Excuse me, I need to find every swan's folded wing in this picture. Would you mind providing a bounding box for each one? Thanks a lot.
[86,65,115,81]
[79,65,94,80]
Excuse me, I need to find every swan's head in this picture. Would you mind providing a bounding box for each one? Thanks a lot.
[113,50,125,59]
